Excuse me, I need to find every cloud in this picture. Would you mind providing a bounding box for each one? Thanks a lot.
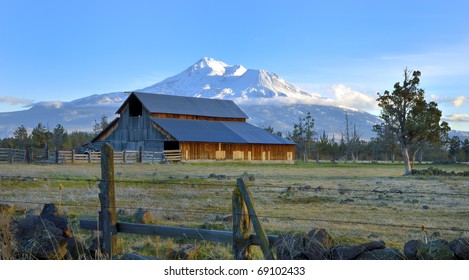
[0,96,34,106]
[329,84,378,110]
[443,114,469,122]
[453,96,468,107]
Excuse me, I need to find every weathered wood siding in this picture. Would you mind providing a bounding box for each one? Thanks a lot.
[151,113,246,122]
[95,104,171,151]
[180,142,295,161]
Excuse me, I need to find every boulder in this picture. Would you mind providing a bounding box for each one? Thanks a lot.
[39,203,72,238]
[355,248,405,260]
[275,234,327,260]
[331,241,385,260]
[403,239,422,260]
[449,238,469,260]
[13,216,68,259]
[416,239,455,260]
[307,228,334,250]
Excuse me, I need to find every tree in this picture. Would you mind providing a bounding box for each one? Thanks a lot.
[288,112,316,162]
[448,136,461,163]
[462,139,469,162]
[93,114,109,136]
[31,122,52,148]
[13,125,30,148]
[52,124,68,149]
[377,69,450,174]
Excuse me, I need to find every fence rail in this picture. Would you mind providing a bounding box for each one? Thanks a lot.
[0,147,164,164]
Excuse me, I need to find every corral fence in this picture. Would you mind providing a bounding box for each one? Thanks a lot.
[79,143,277,260]
[0,147,166,164]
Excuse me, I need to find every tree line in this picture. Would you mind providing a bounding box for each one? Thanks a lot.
[269,69,469,172]
[0,115,109,151]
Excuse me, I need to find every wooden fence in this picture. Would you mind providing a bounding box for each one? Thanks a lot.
[0,148,26,164]
[0,147,165,164]
[79,143,278,260]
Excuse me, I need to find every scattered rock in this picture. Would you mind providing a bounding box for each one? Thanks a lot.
[422,205,429,210]
[339,198,354,204]
[449,238,469,260]
[134,208,153,224]
[215,214,232,222]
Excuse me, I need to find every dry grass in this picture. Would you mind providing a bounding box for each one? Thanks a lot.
[1,161,468,259]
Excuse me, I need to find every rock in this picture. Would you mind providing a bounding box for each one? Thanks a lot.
[119,253,157,260]
[449,238,469,260]
[134,208,153,224]
[416,239,455,260]
[13,216,68,260]
[331,241,385,260]
[39,203,72,238]
[332,245,365,260]
[403,239,422,260]
[275,234,328,260]
[355,248,405,260]
[167,244,200,260]
[215,214,232,222]
[307,228,334,250]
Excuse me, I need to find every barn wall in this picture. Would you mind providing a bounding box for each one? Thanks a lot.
[150,113,246,122]
[98,104,170,151]
[180,142,295,161]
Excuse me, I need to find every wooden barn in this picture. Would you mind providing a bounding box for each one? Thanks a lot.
[92,92,295,162]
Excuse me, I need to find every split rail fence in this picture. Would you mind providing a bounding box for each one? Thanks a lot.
[79,143,278,260]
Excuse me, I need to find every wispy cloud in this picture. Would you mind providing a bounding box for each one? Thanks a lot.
[0,96,34,106]
[443,114,469,122]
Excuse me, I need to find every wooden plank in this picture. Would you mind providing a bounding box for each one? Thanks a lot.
[236,178,274,260]
[80,220,279,245]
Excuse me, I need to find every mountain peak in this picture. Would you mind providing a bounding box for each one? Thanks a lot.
[140,57,318,100]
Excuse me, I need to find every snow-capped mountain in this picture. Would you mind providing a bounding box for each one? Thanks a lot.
[3,57,465,141]
[140,57,324,101]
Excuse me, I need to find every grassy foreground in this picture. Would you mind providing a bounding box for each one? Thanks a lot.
[1,161,468,259]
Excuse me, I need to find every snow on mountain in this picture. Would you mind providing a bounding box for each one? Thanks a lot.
[140,57,323,101]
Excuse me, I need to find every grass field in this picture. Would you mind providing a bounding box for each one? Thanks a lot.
[1,161,468,259]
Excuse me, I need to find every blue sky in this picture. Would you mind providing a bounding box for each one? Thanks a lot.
[1,0,468,130]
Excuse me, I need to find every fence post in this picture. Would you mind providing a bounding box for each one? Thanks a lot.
[236,178,274,260]
[232,187,252,260]
[138,146,142,163]
[72,149,75,163]
[99,143,117,259]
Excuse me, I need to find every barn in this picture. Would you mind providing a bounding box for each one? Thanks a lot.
[92,92,295,162]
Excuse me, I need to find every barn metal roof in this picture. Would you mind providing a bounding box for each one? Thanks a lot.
[151,118,295,145]
[119,92,248,119]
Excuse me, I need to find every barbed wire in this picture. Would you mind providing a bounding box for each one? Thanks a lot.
[1,198,468,233]
[1,174,468,198]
